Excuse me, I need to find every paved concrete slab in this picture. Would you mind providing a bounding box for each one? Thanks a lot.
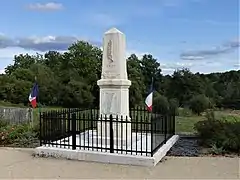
[0,147,239,179]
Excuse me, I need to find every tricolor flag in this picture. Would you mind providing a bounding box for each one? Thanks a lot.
[29,82,39,108]
[145,78,154,112]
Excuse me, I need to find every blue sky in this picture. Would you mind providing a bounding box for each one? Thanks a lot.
[0,0,239,74]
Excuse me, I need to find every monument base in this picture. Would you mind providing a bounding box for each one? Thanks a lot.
[34,130,179,166]
[97,121,132,145]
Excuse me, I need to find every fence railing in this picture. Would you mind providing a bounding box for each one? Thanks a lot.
[40,107,175,157]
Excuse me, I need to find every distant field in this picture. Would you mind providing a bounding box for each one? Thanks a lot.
[0,101,25,108]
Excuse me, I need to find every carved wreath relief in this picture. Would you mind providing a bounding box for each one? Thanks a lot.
[107,40,113,63]
[102,39,119,79]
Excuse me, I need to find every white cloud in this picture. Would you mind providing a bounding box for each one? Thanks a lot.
[0,69,5,74]
[180,38,240,60]
[0,34,101,51]
[27,2,63,11]
[161,62,193,69]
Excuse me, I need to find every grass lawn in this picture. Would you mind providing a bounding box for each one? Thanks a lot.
[175,109,240,134]
[0,101,25,108]
[175,115,205,134]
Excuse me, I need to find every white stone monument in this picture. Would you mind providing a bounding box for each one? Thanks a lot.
[97,28,132,143]
[35,27,179,166]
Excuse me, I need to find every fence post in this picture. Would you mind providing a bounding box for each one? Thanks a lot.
[67,108,71,134]
[173,115,176,135]
[39,112,42,146]
[72,113,76,150]
[150,115,154,157]
[164,115,167,144]
[109,114,114,153]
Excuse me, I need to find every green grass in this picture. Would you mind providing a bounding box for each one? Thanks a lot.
[175,109,240,134]
[0,101,25,108]
[175,115,205,134]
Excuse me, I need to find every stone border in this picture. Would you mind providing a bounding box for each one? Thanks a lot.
[34,135,179,167]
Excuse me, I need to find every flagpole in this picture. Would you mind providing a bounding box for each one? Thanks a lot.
[35,76,41,122]
[151,77,154,115]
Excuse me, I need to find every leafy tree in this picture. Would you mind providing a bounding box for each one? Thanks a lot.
[189,94,211,115]
[153,93,169,114]
[127,54,145,107]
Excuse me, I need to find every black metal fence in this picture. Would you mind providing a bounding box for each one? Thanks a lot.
[39,107,175,157]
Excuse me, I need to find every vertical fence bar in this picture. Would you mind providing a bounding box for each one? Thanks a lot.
[109,114,114,153]
[84,113,87,150]
[121,115,123,154]
[67,109,70,149]
[67,109,71,134]
[91,109,94,151]
[126,116,128,153]
[140,115,143,155]
[72,113,76,150]
[145,116,148,156]
[150,114,153,157]
[87,112,90,150]
[116,115,119,153]
[164,115,167,144]
[104,115,107,152]
[136,114,138,155]
[100,114,102,152]
[49,111,52,147]
[173,114,175,135]
[39,112,42,146]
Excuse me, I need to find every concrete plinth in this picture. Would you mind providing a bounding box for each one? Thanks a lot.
[35,132,179,166]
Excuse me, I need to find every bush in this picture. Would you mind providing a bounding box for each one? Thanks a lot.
[169,98,179,115]
[153,94,169,114]
[0,122,39,147]
[194,111,240,154]
[189,94,211,115]
[0,119,8,128]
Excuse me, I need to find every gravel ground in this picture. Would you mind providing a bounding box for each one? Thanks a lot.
[167,136,202,156]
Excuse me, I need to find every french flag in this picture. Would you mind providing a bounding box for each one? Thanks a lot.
[145,78,154,112]
[29,82,39,108]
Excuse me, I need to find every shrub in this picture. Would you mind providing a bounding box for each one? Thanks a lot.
[189,94,211,115]
[0,119,8,128]
[169,98,179,115]
[194,111,240,154]
[0,123,39,147]
[153,94,169,114]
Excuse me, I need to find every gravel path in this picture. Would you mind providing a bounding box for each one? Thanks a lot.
[168,136,201,156]
[0,147,239,179]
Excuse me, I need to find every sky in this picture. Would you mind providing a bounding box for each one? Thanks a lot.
[0,0,239,75]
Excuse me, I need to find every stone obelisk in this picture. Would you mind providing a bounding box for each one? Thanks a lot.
[97,28,131,141]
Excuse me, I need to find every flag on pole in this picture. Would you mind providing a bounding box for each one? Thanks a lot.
[29,82,39,108]
[145,78,154,112]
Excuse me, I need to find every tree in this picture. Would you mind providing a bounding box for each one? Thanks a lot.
[140,54,162,92]
[189,95,211,115]
[127,54,145,107]
[153,93,169,114]
[167,69,205,106]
